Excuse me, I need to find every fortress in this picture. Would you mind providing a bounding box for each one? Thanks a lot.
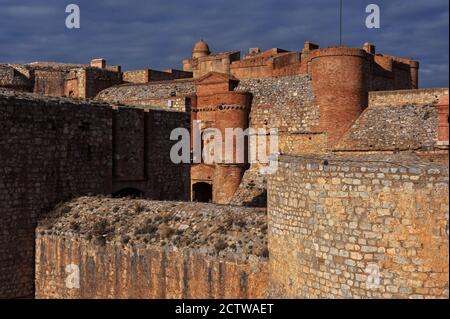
[0,40,448,298]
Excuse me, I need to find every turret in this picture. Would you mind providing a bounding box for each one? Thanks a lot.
[192,39,211,59]
[308,47,370,147]
[192,72,251,204]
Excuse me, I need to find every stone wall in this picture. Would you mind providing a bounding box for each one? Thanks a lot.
[236,75,318,133]
[96,79,196,104]
[17,65,121,99]
[113,108,146,181]
[84,67,122,98]
[368,88,448,107]
[334,88,449,163]
[117,96,193,112]
[123,69,192,83]
[334,104,438,151]
[0,90,190,298]
[33,69,67,96]
[235,74,325,157]
[230,168,267,207]
[268,154,449,298]
[123,70,150,83]
[144,110,191,200]
[0,65,32,91]
[231,75,319,206]
[0,90,113,298]
[35,198,268,298]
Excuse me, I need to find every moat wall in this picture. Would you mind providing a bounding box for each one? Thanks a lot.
[35,235,268,299]
[268,154,449,298]
[34,198,268,299]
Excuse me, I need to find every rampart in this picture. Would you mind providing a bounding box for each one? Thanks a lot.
[35,198,268,298]
[368,88,448,107]
[0,89,189,298]
[268,154,449,298]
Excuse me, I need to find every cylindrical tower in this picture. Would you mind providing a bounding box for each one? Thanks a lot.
[194,72,251,204]
[212,164,247,204]
[212,92,250,204]
[309,48,370,147]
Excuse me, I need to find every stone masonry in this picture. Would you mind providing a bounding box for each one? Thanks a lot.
[268,154,448,298]
[0,89,189,298]
[35,197,268,298]
[0,39,448,299]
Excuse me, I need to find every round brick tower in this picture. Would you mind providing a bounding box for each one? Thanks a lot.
[193,72,251,204]
[212,95,250,204]
[309,48,370,147]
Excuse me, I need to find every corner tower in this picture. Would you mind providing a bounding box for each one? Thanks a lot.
[307,47,371,147]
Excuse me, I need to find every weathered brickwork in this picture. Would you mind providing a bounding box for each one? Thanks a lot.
[268,154,449,298]
[35,198,268,298]
[22,63,122,99]
[33,69,67,96]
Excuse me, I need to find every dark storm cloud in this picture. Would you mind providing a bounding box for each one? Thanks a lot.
[0,0,448,87]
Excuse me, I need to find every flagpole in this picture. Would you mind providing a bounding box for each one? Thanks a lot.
[340,0,343,46]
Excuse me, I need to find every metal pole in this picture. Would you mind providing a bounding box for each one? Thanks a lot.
[340,0,343,46]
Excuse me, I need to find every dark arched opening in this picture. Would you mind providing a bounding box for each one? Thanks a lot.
[113,188,144,199]
[192,182,212,203]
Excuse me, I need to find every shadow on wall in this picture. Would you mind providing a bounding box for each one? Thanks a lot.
[192,182,212,203]
[243,190,267,207]
[113,188,144,199]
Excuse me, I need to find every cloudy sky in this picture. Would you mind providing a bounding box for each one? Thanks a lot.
[0,0,448,87]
